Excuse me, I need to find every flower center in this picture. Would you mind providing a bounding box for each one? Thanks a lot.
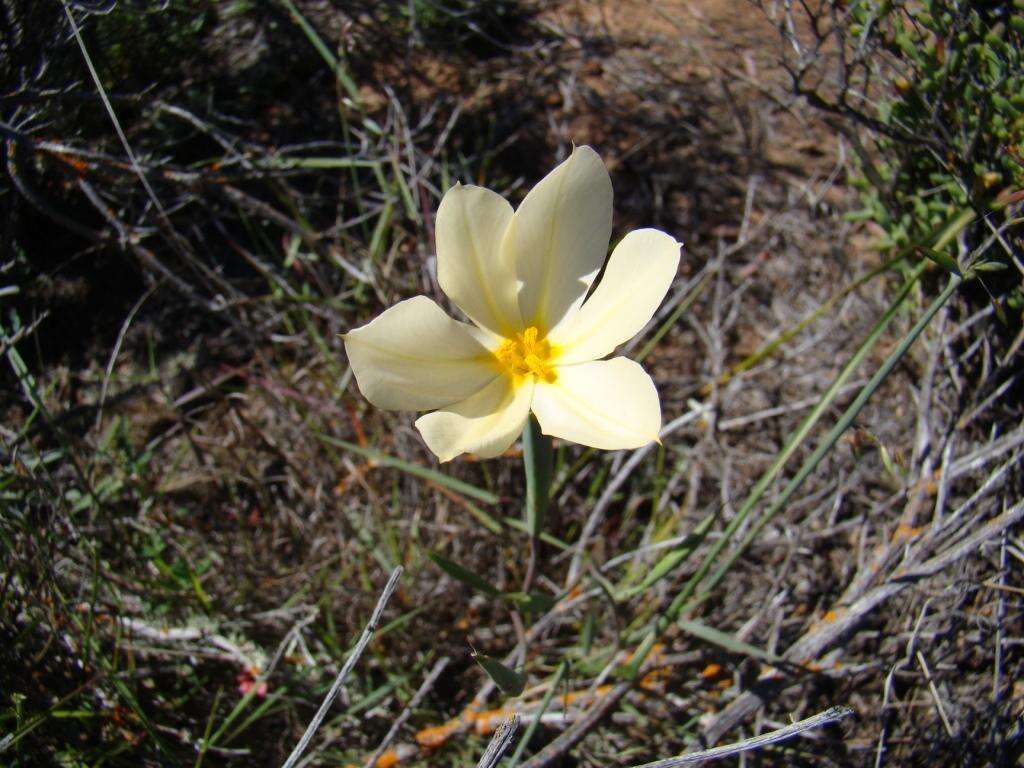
[494,326,557,383]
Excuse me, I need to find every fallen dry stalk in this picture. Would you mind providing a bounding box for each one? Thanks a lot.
[631,705,855,767]
[281,566,403,768]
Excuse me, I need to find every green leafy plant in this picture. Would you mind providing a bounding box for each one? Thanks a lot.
[761,0,1023,294]
[849,0,1023,279]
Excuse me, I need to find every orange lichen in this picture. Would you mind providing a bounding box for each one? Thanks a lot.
[700,663,723,679]
[471,708,518,734]
[640,667,670,689]
[892,523,925,543]
[414,719,461,748]
[556,684,613,708]
[388,652,677,767]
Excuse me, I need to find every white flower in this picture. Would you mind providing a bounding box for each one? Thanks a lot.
[343,146,681,462]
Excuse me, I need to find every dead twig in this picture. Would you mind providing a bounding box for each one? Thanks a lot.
[280,566,403,768]
[631,706,855,767]
[362,656,450,768]
[699,499,1024,743]
[476,715,521,768]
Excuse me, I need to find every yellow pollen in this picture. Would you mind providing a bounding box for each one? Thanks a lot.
[494,326,557,383]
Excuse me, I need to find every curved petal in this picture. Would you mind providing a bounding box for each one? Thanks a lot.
[416,376,534,462]
[344,296,497,411]
[549,229,681,364]
[532,358,661,450]
[436,183,520,336]
[505,145,613,333]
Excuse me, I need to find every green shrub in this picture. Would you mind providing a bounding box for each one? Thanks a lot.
[849,1,1023,282]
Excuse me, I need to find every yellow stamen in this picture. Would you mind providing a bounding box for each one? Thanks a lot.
[493,326,557,383]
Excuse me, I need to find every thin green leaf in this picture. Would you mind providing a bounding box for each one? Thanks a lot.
[503,591,556,613]
[917,246,961,275]
[316,434,498,504]
[928,206,975,250]
[713,252,905,388]
[636,271,713,363]
[262,156,380,170]
[277,0,362,108]
[508,661,569,767]
[677,619,780,662]
[695,273,963,608]
[665,260,930,624]
[621,257,956,679]
[472,652,525,696]
[618,514,715,600]
[523,415,554,538]
[427,551,500,597]
[503,517,569,550]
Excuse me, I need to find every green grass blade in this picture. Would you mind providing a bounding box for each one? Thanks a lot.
[316,434,499,504]
[427,551,501,597]
[277,0,362,108]
[616,514,715,600]
[472,652,525,696]
[503,517,570,550]
[620,259,931,674]
[220,689,288,746]
[262,156,381,170]
[193,686,223,768]
[507,660,569,767]
[696,273,962,604]
[712,252,904,389]
[665,260,929,620]
[712,204,975,390]
[677,619,779,663]
[636,271,713,363]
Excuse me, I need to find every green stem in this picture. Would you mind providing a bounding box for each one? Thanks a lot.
[523,415,554,592]
[523,415,554,539]
[507,660,569,768]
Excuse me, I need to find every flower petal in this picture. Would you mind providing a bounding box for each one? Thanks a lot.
[436,183,520,336]
[532,358,661,450]
[416,376,535,462]
[549,229,680,364]
[344,296,497,410]
[506,145,613,332]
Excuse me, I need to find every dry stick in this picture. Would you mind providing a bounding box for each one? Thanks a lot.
[476,715,521,768]
[0,311,49,359]
[993,532,1008,703]
[629,706,855,768]
[95,282,161,430]
[518,682,633,768]
[700,499,1024,743]
[563,405,710,582]
[361,656,450,768]
[281,567,403,768]
[62,3,255,316]
[915,650,956,738]
[61,3,182,247]
[566,443,654,585]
